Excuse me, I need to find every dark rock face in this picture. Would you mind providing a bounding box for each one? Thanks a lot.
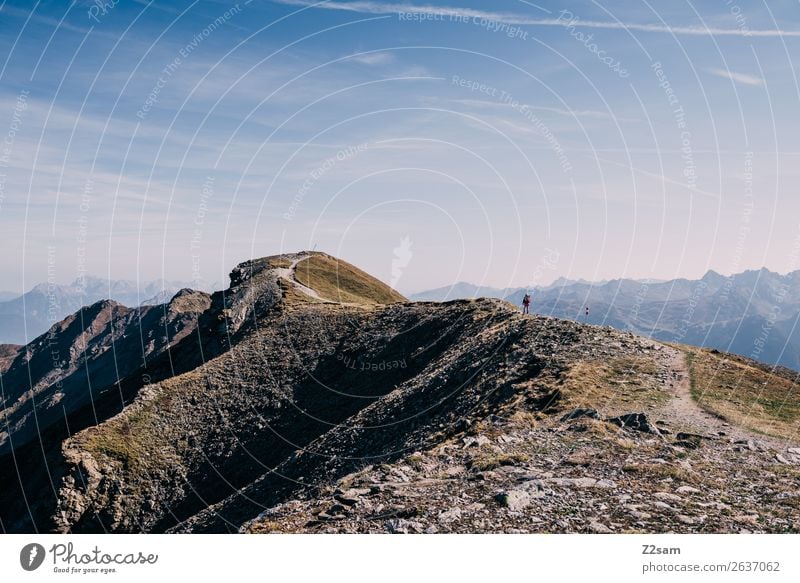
[673,432,714,449]
[606,413,659,434]
[0,291,211,455]
[0,289,215,532]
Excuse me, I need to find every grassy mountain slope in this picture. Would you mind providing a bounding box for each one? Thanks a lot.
[294,253,407,304]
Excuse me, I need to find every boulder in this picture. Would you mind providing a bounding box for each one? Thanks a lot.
[676,486,701,495]
[495,489,531,512]
[607,413,659,434]
[588,521,613,533]
[438,508,462,523]
[462,435,491,448]
[560,408,600,422]
[654,492,682,503]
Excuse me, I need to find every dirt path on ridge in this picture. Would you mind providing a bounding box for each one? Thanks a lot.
[654,344,795,452]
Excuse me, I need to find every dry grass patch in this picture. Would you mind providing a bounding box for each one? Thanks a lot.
[508,410,538,429]
[683,347,800,440]
[84,407,160,471]
[559,356,669,415]
[621,462,704,485]
[564,418,621,438]
[81,376,192,472]
[294,254,407,305]
[763,464,800,478]
[267,257,293,269]
[468,451,529,472]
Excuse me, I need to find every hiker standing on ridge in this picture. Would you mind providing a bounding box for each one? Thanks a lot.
[522,292,531,314]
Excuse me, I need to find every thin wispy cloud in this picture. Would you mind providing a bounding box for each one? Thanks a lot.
[0,4,122,40]
[452,99,640,123]
[348,52,395,65]
[708,68,764,86]
[595,156,719,199]
[274,0,800,37]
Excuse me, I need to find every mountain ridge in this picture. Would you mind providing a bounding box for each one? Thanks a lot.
[0,276,219,345]
[1,252,798,534]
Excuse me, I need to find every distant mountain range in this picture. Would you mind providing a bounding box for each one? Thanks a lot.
[409,278,612,301]
[0,276,219,345]
[410,268,800,371]
[410,282,519,302]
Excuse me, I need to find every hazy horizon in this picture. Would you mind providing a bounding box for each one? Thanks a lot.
[2,254,799,297]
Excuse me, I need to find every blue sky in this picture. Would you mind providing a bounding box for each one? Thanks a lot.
[1,0,799,293]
